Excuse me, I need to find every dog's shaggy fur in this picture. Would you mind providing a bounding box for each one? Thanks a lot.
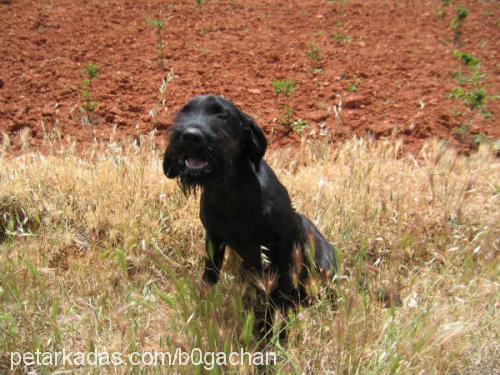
[163,95,337,338]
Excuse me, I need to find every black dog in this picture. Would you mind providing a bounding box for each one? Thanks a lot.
[163,95,337,339]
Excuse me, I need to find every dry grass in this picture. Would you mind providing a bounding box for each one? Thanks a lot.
[0,135,498,374]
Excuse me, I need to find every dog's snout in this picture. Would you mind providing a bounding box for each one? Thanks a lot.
[181,127,204,145]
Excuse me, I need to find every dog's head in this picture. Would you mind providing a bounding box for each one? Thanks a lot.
[163,95,267,192]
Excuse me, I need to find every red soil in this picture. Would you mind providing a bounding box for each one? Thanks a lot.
[0,0,498,154]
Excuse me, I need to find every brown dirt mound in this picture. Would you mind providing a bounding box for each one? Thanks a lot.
[0,0,498,154]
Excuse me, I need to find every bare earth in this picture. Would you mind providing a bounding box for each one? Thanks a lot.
[0,0,498,153]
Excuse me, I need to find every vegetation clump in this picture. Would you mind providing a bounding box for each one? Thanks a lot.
[306,43,321,64]
[447,50,496,117]
[146,17,166,68]
[447,50,498,147]
[450,6,469,44]
[272,79,296,126]
[80,63,99,124]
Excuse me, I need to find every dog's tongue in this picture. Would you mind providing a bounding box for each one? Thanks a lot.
[185,158,208,170]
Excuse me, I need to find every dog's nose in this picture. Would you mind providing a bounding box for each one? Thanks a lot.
[181,127,204,145]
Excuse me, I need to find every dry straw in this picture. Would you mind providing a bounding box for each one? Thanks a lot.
[0,135,498,373]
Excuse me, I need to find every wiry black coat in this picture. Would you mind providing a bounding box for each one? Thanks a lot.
[163,95,337,336]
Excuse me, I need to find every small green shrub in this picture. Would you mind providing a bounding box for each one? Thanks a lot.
[332,33,352,44]
[450,6,469,44]
[447,51,496,118]
[438,0,451,17]
[347,82,358,93]
[454,123,470,138]
[436,7,445,19]
[451,71,468,85]
[447,50,497,148]
[146,17,166,68]
[291,119,308,134]
[452,50,480,68]
[346,76,361,93]
[272,79,296,98]
[307,43,321,63]
[447,87,487,111]
[471,132,491,148]
[80,63,99,124]
[272,79,296,126]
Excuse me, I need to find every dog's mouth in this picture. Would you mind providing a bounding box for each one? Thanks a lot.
[179,154,213,176]
[185,157,208,171]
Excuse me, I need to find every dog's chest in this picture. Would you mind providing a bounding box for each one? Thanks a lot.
[200,196,271,246]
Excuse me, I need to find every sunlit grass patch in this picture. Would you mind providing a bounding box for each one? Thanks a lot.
[0,136,498,373]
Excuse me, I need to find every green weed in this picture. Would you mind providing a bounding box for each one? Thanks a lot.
[291,119,308,134]
[447,87,487,111]
[332,33,352,44]
[450,6,469,44]
[80,63,99,124]
[471,132,492,147]
[346,76,361,93]
[307,43,321,64]
[454,123,470,138]
[437,0,451,19]
[347,83,358,93]
[146,17,166,68]
[272,79,296,126]
[452,50,480,68]
[447,51,496,119]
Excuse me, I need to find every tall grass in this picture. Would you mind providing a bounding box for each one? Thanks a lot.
[0,135,498,373]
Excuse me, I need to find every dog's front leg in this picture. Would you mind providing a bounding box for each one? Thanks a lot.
[202,235,226,286]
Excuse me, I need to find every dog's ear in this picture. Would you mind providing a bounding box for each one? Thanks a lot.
[163,147,180,178]
[239,111,267,171]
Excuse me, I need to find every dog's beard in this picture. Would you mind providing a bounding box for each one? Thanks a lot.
[178,155,237,195]
[179,170,208,196]
[165,134,240,196]
[177,152,235,196]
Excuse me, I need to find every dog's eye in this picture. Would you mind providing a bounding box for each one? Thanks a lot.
[180,103,194,113]
[206,102,225,116]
